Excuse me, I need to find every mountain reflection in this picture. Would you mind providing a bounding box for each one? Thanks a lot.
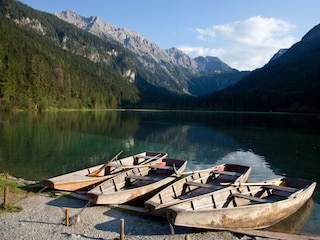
[0,110,319,198]
[1,110,319,234]
[215,150,280,182]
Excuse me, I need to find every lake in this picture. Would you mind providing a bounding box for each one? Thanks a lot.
[0,110,319,234]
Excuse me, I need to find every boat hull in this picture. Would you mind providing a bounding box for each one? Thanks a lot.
[167,178,316,230]
[144,164,251,217]
[88,158,187,205]
[43,172,111,191]
[43,151,167,191]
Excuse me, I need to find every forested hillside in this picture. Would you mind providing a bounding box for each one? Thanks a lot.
[199,24,320,113]
[1,0,319,113]
[0,0,139,111]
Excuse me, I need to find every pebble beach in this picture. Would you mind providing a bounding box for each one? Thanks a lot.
[0,191,246,240]
[0,176,301,240]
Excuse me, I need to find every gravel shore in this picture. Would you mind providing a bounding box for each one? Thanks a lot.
[0,177,275,240]
[0,192,248,240]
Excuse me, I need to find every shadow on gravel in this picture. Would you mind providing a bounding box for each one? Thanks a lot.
[61,232,107,240]
[95,208,207,236]
[18,219,61,226]
[46,196,87,209]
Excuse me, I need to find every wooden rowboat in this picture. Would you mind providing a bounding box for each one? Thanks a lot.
[144,163,251,217]
[87,158,187,205]
[166,177,317,230]
[43,151,167,191]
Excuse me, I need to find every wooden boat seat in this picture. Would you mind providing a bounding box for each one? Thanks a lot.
[184,181,219,189]
[135,155,161,159]
[232,193,272,203]
[211,170,241,177]
[152,166,174,170]
[108,163,173,170]
[125,175,163,182]
[263,185,298,193]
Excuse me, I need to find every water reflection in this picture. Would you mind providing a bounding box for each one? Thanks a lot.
[266,199,314,233]
[0,111,319,187]
[0,111,141,179]
[0,110,319,234]
[214,150,280,182]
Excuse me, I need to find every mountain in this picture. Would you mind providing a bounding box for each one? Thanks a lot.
[55,10,245,96]
[1,0,319,113]
[194,56,236,74]
[165,47,198,71]
[186,56,250,95]
[56,10,196,95]
[200,23,320,113]
[0,0,140,111]
[0,0,247,112]
[187,71,250,96]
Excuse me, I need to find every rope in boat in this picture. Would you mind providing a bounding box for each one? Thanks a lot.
[68,199,92,225]
[168,218,175,235]
[37,185,49,193]
[125,211,148,237]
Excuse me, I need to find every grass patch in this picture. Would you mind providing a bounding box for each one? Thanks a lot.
[0,204,23,213]
[0,173,36,214]
[0,173,28,194]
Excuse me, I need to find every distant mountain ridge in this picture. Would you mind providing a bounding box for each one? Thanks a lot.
[56,10,197,71]
[56,10,245,96]
[1,0,319,112]
[194,56,236,74]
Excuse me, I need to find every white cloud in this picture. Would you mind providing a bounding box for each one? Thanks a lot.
[179,16,296,71]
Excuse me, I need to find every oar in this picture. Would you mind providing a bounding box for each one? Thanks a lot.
[109,153,163,172]
[220,181,282,187]
[173,166,218,176]
[138,153,162,165]
[87,150,123,177]
[110,162,171,170]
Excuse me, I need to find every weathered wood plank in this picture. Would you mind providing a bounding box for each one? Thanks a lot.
[109,204,146,213]
[184,181,219,189]
[232,193,272,203]
[211,170,241,176]
[125,175,163,182]
[263,185,298,193]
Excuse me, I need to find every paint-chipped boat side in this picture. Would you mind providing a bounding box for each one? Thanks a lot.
[88,158,187,205]
[144,164,251,217]
[43,151,167,191]
[167,178,316,230]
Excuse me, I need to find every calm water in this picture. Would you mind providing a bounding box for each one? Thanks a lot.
[0,110,319,234]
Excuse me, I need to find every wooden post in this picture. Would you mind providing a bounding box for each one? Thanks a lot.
[65,208,69,226]
[3,186,9,207]
[120,218,124,240]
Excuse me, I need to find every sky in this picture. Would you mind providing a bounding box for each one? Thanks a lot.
[18,0,320,71]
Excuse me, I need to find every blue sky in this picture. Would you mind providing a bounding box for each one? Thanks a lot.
[18,0,319,71]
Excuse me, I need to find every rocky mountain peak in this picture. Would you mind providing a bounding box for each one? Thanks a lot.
[56,10,89,29]
[55,10,201,72]
[194,56,235,73]
[55,10,244,96]
[165,47,198,70]
[56,11,172,63]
